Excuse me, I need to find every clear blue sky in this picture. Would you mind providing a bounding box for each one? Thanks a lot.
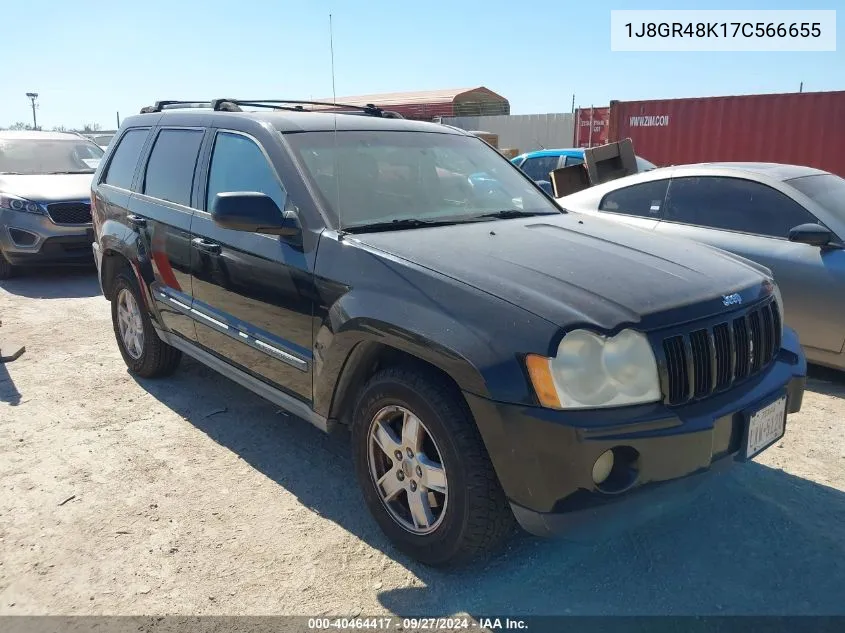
[1,0,841,130]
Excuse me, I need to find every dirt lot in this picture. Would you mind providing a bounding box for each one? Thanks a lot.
[1,269,844,616]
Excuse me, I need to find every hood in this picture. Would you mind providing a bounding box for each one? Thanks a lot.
[354,213,769,331]
[0,173,94,203]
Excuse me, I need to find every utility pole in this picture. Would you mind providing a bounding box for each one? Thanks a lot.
[116,111,121,128]
[25,92,39,130]
[571,94,575,114]
[799,82,803,93]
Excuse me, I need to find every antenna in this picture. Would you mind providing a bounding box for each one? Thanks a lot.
[329,14,337,104]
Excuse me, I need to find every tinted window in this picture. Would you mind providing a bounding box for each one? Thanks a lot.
[143,129,204,206]
[564,155,585,167]
[788,174,845,223]
[104,129,148,189]
[599,179,668,217]
[520,156,560,182]
[665,176,818,238]
[206,132,285,211]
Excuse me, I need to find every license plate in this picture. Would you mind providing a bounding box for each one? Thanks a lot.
[745,395,787,458]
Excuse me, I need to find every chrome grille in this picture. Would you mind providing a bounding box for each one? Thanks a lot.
[661,299,781,405]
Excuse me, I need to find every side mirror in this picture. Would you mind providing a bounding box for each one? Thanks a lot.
[788,223,833,247]
[211,192,299,237]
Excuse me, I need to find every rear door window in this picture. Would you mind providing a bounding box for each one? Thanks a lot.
[598,179,669,218]
[142,128,204,207]
[564,155,585,167]
[665,176,819,238]
[103,129,149,190]
[520,156,560,182]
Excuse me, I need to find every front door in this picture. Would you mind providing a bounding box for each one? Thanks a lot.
[188,130,314,401]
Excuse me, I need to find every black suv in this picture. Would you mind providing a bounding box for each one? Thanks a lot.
[91,99,807,566]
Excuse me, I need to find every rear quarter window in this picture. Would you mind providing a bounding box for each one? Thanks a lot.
[103,129,149,190]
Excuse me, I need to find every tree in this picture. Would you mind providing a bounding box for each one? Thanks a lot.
[81,122,102,132]
[8,122,32,131]
[52,125,68,132]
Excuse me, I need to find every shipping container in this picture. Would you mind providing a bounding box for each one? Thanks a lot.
[574,107,610,148]
[607,90,845,177]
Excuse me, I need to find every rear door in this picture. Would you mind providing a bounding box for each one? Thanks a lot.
[656,175,845,353]
[127,125,207,342]
[593,178,668,230]
[188,128,314,402]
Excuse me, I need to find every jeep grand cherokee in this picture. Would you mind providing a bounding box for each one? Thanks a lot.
[90,99,806,566]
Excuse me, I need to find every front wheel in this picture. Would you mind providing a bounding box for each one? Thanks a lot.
[352,367,514,566]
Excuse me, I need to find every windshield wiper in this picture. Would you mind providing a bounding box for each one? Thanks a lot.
[472,209,562,219]
[345,217,471,234]
[0,172,24,175]
[46,170,95,175]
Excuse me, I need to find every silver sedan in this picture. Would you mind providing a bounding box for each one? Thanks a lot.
[556,163,845,370]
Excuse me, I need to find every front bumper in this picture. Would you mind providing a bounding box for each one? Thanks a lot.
[466,326,807,537]
[0,208,93,266]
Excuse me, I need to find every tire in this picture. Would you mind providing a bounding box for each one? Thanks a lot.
[351,366,514,566]
[0,250,15,280]
[111,270,181,378]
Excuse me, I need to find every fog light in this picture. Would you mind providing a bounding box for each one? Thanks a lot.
[592,450,615,485]
[9,228,38,247]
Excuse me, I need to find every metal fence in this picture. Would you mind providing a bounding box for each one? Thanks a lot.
[440,113,575,154]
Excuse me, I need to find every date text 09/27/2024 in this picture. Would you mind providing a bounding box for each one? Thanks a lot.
[307,617,529,630]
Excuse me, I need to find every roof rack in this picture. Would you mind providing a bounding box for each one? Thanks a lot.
[139,99,403,118]
[212,99,403,118]
[139,101,217,114]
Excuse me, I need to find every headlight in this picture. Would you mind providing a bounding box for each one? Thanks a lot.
[526,328,661,409]
[0,193,43,215]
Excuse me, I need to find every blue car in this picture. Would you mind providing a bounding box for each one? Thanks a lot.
[511,148,657,195]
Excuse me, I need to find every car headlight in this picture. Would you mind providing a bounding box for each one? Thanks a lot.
[0,193,43,215]
[526,328,662,409]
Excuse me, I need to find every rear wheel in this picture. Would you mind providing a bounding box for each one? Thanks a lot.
[111,271,181,378]
[352,366,514,566]
[0,250,15,280]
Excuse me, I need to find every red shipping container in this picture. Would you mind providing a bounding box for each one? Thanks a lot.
[574,107,610,147]
[608,90,845,177]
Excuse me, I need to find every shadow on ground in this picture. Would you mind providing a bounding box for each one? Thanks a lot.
[0,266,100,299]
[806,364,845,398]
[135,358,845,616]
[0,359,22,405]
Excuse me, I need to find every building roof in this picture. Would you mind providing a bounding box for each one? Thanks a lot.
[318,87,507,107]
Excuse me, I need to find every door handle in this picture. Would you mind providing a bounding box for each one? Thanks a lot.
[192,237,222,255]
[127,214,147,229]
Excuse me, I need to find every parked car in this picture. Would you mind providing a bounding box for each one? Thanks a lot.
[91,100,806,566]
[0,130,104,278]
[556,163,845,371]
[512,148,657,194]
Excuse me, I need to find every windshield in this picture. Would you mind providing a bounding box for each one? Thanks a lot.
[0,139,104,175]
[284,130,561,230]
[787,173,845,222]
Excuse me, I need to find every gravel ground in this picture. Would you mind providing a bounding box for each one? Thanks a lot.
[1,269,844,616]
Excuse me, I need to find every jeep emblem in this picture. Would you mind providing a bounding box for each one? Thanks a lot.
[722,293,742,307]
